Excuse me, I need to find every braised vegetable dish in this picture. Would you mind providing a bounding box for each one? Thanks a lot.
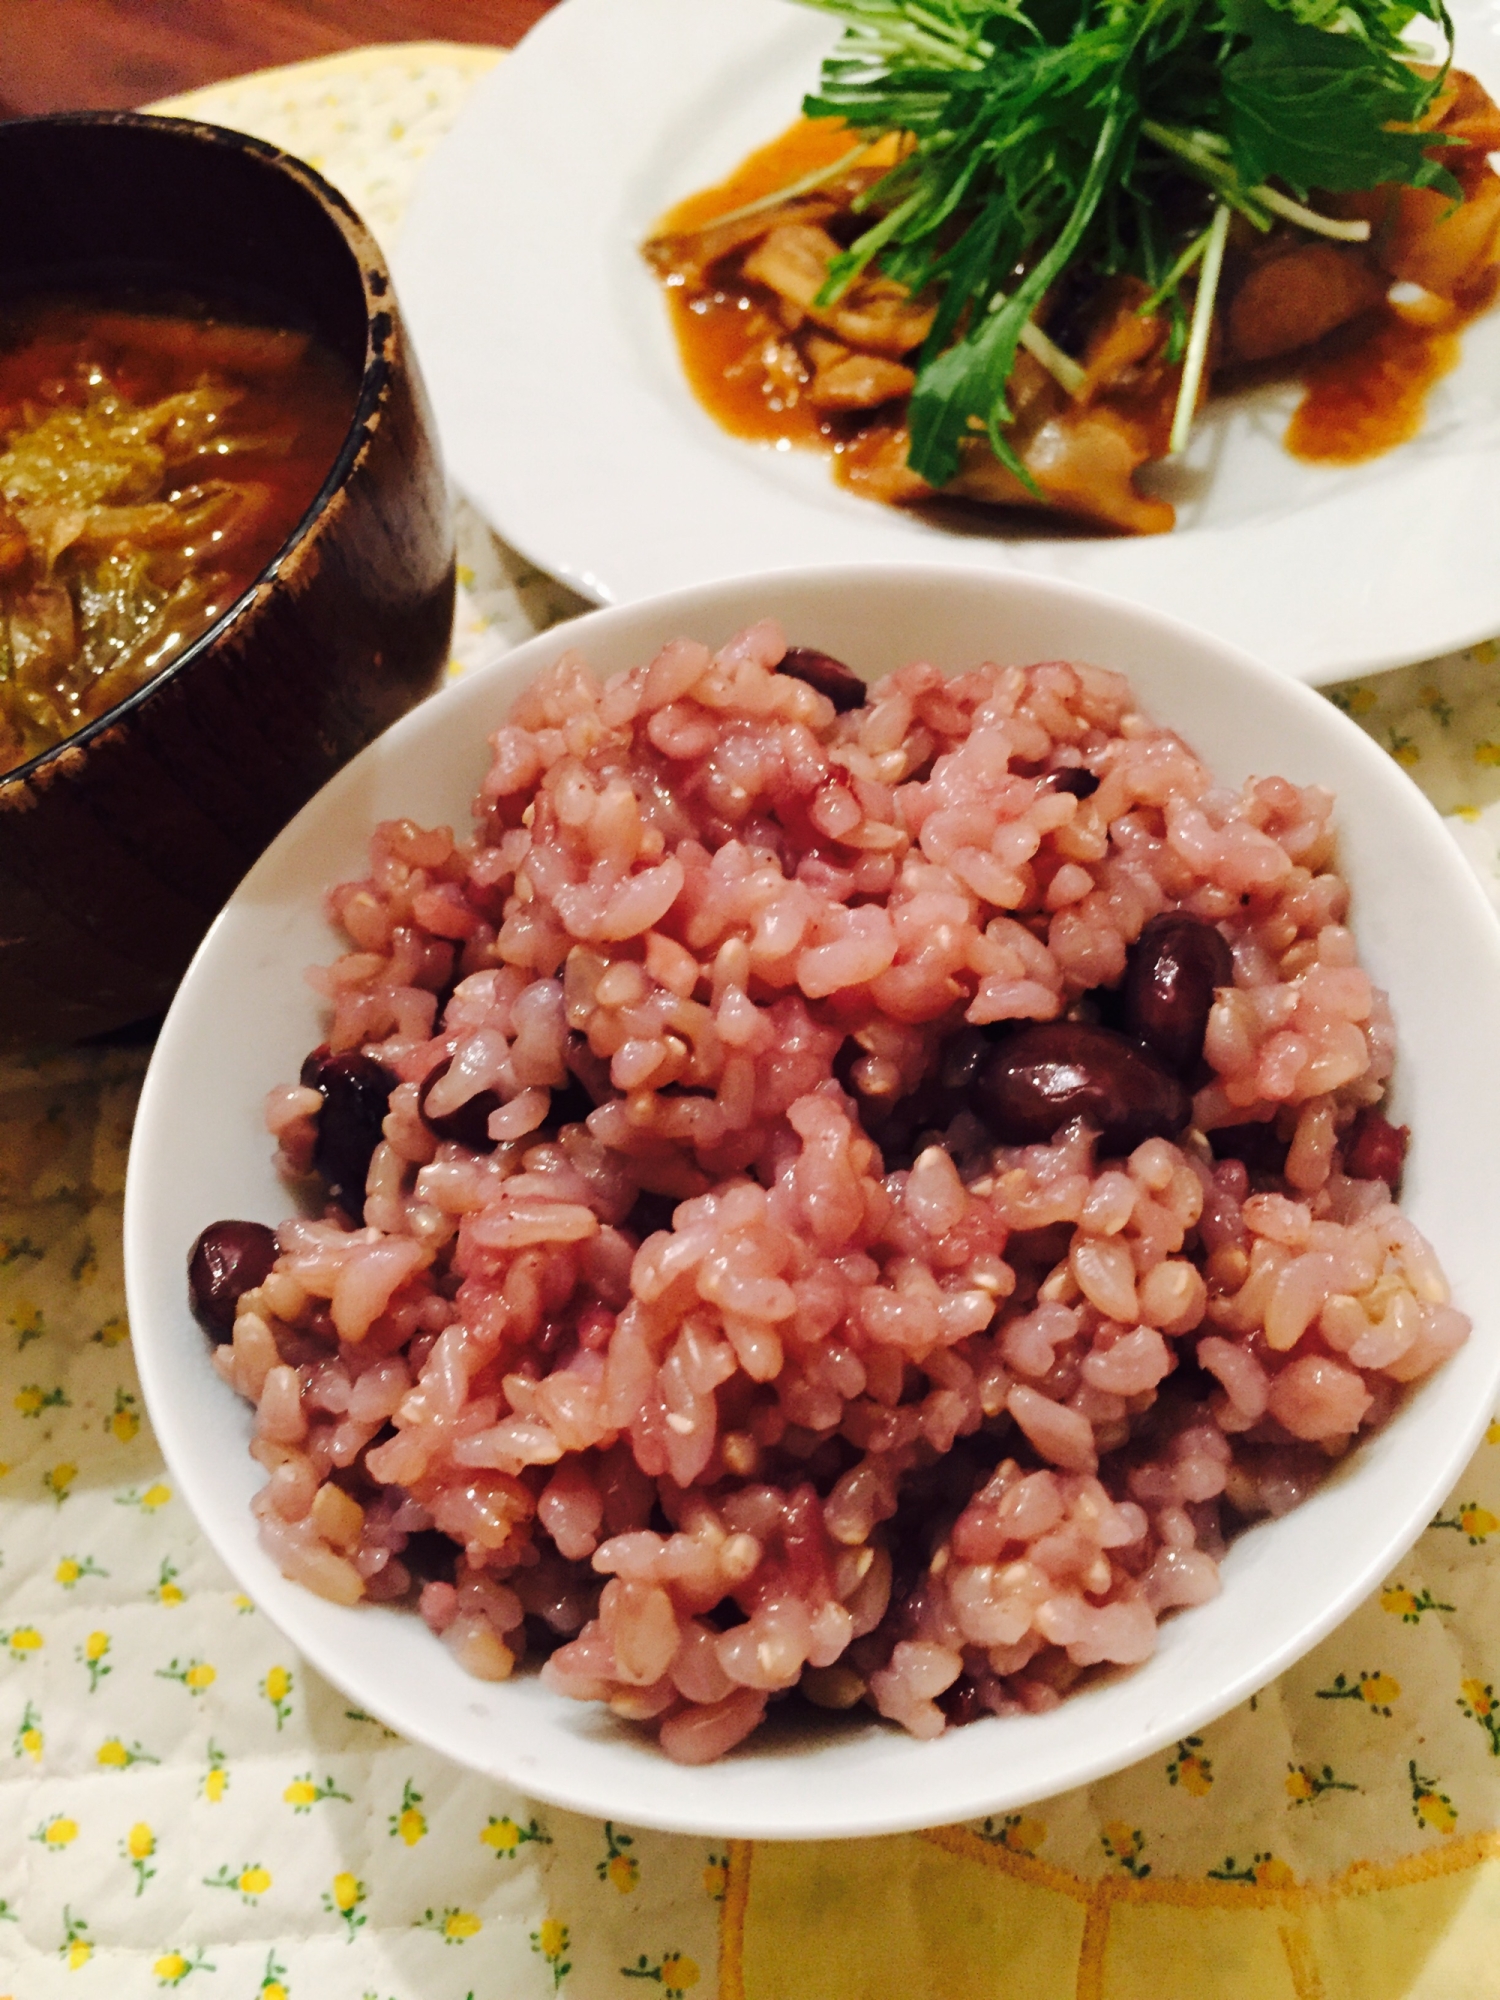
[644,0,1500,533]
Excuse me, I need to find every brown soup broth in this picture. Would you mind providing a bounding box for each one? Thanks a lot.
[0,294,359,775]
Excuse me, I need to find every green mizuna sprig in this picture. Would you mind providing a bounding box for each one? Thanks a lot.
[793,0,1460,486]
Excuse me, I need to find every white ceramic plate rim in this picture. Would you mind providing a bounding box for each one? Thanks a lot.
[125,563,1500,1838]
[393,0,1500,686]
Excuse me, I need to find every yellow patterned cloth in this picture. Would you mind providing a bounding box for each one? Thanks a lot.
[4,41,1500,2000]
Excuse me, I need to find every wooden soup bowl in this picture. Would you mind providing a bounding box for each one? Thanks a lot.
[0,112,455,1047]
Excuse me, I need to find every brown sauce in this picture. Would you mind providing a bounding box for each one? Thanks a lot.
[656,121,890,474]
[1287,307,1462,464]
[0,295,358,775]
[669,278,831,454]
[659,117,864,241]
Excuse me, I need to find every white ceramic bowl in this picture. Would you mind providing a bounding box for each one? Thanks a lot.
[125,564,1500,1840]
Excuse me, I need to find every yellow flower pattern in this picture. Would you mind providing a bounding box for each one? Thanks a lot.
[261,1664,294,1728]
[1316,1670,1400,1716]
[201,1740,229,1802]
[1462,1678,1492,1713]
[97,1737,161,1770]
[16,1382,69,1418]
[980,1812,1048,1855]
[624,1949,701,1997]
[416,1905,484,1943]
[122,1822,157,1896]
[1409,1761,1458,1834]
[1380,1583,1453,1624]
[532,1918,573,1991]
[157,1655,216,1694]
[1285,1763,1358,1805]
[1433,1502,1500,1544]
[1458,1679,1500,1754]
[42,1461,78,1503]
[483,1812,551,1857]
[205,1862,272,1904]
[151,1559,184,1605]
[1101,1822,1151,1878]
[107,1388,141,1442]
[598,1822,640,1892]
[1207,1853,1296,1888]
[323,1871,368,1940]
[1165,1738,1214,1796]
[77,1629,112,1691]
[10,1300,46,1346]
[59,1906,92,1968]
[283,1772,351,1813]
[13,1700,43,1763]
[389,1779,426,1844]
[55,1554,107,1588]
[152,1946,214,1986]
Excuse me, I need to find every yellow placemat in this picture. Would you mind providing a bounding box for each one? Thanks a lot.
[5,40,1500,2000]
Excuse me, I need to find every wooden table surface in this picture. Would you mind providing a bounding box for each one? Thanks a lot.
[0,0,559,117]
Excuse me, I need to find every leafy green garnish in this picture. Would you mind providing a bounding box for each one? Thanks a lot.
[1223,0,1458,193]
[793,0,1462,488]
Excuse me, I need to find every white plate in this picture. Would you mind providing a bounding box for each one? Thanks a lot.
[125,564,1500,1838]
[394,0,1500,686]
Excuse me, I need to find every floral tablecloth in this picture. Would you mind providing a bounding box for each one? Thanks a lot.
[5,41,1500,2000]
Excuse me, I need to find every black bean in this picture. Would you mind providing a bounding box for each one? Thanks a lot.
[1343,1108,1409,1189]
[842,1026,991,1163]
[938,1026,992,1093]
[703,1596,750,1630]
[549,1071,599,1129]
[417,1057,500,1151]
[624,1189,680,1240]
[398,1528,458,1586]
[522,1616,567,1660]
[937,1673,988,1727]
[1039,765,1099,798]
[778,645,868,712]
[1209,1122,1289,1177]
[976,1021,1191,1156]
[188,1219,278,1342]
[563,1028,615,1108]
[1121,913,1233,1074]
[300,1045,397,1222]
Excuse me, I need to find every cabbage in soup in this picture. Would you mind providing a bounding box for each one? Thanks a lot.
[0,298,358,776]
